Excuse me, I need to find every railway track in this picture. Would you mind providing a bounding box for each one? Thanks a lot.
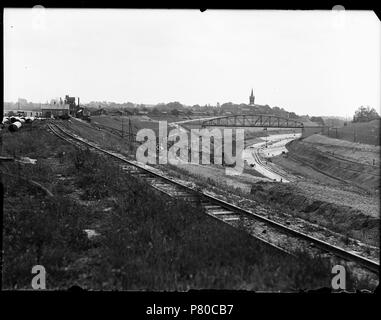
[251,147,290,182]
[91,121,137,139]
[47,122,379,275]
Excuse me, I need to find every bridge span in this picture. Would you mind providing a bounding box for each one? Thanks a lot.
[201,114,304,129]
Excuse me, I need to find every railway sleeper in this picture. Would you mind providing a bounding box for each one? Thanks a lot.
[208,210,235,215]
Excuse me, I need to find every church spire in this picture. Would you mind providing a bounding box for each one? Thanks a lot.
[249,89,255,105]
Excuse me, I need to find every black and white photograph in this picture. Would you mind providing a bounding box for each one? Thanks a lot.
[1,7,380,295]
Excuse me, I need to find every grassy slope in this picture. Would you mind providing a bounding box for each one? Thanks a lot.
[91,115,160,135]
[322,119,380,146]
[283,138,380,193]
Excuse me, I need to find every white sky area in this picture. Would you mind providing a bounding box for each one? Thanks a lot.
[3,9,381,117]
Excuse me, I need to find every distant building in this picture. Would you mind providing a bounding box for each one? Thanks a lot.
[65,95,77,116]
[77,108,91,117]
[6,110,41,117]
[192,111,208,116]
[249,89,255,105]
[18,98,28,107]
[41,103,70,118]
[221,103,238,114]
[50,98,61,105]
[109,110,124,116]
[91,108,108,116]
[241,106,254,113]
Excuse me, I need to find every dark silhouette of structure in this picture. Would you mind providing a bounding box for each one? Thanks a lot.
[249,89,255,105]
[65,95,77,116]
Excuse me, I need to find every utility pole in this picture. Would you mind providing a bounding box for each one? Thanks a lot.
[264,127,268,148]
[128,118,133,144]
[122,117,124,138]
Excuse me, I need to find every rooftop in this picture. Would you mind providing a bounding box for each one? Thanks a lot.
[41,104,70,110]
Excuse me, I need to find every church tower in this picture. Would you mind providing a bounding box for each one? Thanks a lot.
[249,89,255,105]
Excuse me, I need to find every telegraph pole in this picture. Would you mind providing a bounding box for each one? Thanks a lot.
[128,118,133,144]
[122,117,124,138]
[264,127,268,148]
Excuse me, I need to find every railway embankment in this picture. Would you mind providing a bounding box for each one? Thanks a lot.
[255,134,380,247]
[285,135,380,192]
[250,181,379,247]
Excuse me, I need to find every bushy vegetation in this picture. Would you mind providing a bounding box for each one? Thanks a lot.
[2,125,93,288]
[353,106,380,123]
[3,194,93,289]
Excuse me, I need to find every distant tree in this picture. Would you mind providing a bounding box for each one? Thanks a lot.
[186,109,193,116]
[125,102,135,108]
[171,109,180,116]
[151,107,160,114]
[221,102,234,108]
[288,112,297,119]
[310,116,325,126]
[272,106,281,114]
[153,103,166,112]
[167,102,184,110]
[353,106,380,122]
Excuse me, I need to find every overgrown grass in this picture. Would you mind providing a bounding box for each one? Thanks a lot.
[3,193,94,289]
[2,123,94,289]
[96,180,334,291]
[58,146,336,290]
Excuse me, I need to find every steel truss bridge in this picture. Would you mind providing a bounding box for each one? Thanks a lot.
[201,114,304,129]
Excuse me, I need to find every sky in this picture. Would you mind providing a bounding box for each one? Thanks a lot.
[3,8,380,117]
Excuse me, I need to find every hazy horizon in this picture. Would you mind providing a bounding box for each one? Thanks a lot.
[4,9,380,117]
